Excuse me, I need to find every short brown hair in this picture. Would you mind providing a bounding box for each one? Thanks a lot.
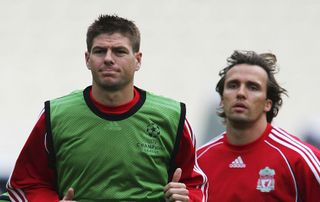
[86,14,141,52]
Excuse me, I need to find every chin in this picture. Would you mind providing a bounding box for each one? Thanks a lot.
[228,115,250,123]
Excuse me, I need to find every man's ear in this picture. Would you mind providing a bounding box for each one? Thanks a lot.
[264,99,272,112]
[219,101,223,107]
[135,52,142,71]
[85,52,91,70]
[136,64,141,71]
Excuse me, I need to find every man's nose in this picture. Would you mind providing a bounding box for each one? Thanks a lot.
[236,85,246,99]
[104,51,114,65]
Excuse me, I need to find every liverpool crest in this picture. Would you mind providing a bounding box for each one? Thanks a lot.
[256,166,275,192]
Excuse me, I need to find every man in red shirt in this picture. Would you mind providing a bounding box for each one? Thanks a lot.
[197,50,320,201]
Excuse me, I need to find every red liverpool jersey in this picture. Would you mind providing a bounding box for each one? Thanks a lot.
[197,124,320,202]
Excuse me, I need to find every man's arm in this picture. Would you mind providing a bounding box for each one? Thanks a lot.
[295,144,320,202]
[165,119,207,202]
[7,112,60,202]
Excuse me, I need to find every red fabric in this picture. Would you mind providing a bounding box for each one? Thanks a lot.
[90,87,140,114]
[8,88,206,202]
[174,119,207,202]
[7,114,59,202]
[197,124,320,202]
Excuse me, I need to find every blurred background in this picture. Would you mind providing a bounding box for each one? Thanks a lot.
[1,0,320,193]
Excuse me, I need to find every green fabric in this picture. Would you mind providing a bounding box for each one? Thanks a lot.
[49,88,182,201]
[0,192,10,201]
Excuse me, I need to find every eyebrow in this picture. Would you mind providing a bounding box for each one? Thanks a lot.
[226,79,262,86]
[247,80,261,86]
[91,45,129,51]
[91,46,105,51]
[225,79,239,84]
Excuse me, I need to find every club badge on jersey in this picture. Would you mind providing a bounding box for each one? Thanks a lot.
[256,166,275,192]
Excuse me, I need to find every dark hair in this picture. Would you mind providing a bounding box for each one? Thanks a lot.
[86,14,140,52]
[216,50,287,123]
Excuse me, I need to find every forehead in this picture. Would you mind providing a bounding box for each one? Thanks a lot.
[92,33,132,48]
[225,64,268,84]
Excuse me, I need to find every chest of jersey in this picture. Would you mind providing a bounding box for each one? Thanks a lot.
[48,89,182,200]
[198,141,297,201]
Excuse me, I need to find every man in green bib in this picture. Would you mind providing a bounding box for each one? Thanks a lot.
[7,14,207,202]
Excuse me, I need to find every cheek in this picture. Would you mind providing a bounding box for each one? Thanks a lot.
[255,99,270,112]
[91,59,102,66]
[122,59,139,72]
[222,93,232,104]
[221,97,231,110]
[89,55,105,65]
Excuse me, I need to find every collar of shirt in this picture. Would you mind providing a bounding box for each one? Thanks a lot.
[89,87,141,114]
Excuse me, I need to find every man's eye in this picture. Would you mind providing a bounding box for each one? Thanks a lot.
[114,50,127,55]
[92,49,106,54]
[227,83,237,89]
[249,85,259,91]
[95,50,103,54]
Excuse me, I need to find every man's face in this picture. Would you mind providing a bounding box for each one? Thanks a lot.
[222,64,272,125]
[85,33,142,91]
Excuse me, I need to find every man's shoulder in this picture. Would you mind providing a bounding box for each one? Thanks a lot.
[267,125,320,160]
[0,192,10,202]
[268,126,310,148]
[142,89,184,112]
[54,89,83,100]
[49,88,84,104]
[197,133,225,156]
[144,90,181,103]
[45,88,87,113]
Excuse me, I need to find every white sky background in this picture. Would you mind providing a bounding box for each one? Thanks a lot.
[1,0,320,176]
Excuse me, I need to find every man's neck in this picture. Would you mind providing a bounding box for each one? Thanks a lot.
[226,119,268,145]
[91,84,134,107]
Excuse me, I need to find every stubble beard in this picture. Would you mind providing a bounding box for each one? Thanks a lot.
[226,113,252,129]
[96,76,133,92]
